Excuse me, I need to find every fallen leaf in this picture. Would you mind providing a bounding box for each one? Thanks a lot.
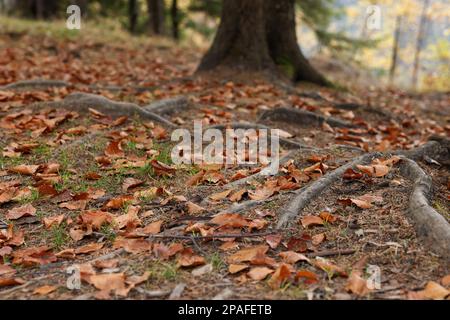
[6,204,36,220]
[247,267,274,281]
[33,285,58,295]
[104,195,134,210]
[301,216,324,228]
[412,281,450,300]
[268,264,291,289]
[295,270,319,284]
[12,246,57,266]
[313,257,347,278]
[122,178,143,192]
[279,251,310,264]
[9,164,40,175]
[265,234,282,249]
[150,160,176,176]
[113,238,152,254]
[104,140,124,158]
[186,201,205,214]
[228,264,249,274]
[210,213,249,228]
[227,245,269,264]
[312,233,326,246]
[209,189,232,201]
[75,243,104,255]
[59,200,87,211]
[177,248,206,268]
[319,211,337,223]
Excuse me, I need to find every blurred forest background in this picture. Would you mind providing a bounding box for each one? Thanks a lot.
[0,0,449,92]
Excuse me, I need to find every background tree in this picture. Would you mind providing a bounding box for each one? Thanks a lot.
[147,0,165,35]
[197,0,329,85]
[129,0,139,33]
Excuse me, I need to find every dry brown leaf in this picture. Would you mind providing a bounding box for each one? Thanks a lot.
[75,243,104,255]
[210,213,249,228]
[122,178,144,192]
[227,245,269,264]
[295,270,319,284]
[301,215,324,228]
[33,285,58,295]
[265,234,282,249]
[312,233,326,246]
[209,189,233,201]
[177,248,206,268]
[9,164,40,176]
[247,267,274,281]
[104,195,134,210]
[6,204,36,220]
[268,264,291,289]
[104,140,124,158]
[279,251,310,264]
[59,200,88,211]
[229,189,247,202]
[413,281,450,300]
[113,238,152,254]
[150,160,176,176]
[313,257,347,278]
[186,201,205,214]
[228,264,249,274]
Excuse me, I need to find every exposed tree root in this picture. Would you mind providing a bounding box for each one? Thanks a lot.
[207,122,320,151]
[277,152,380,228]
[395,140,448,162]
[1,79,70,90]
[399,157,450,261]
[217,198,273,215]
[143,96,190,115]
[258,106,355,128]
[333,102,394,119]
[32,92,177,128]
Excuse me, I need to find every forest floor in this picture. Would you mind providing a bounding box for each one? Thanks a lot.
[0,19,449,300]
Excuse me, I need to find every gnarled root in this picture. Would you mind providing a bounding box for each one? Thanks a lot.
[258,106,355,128]
[399,157,450,261]
[206,122,320,151]
[34,92,177,128]
[277,152,379,228]
[143,96,190,115]
[1,79,70,91]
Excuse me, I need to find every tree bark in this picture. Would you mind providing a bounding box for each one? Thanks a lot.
[197,0,329,86]
[129,0,139,33]
[147,0,165,35]
[389,15,402,85]
[412,0,429,90]
[171,0,179,40]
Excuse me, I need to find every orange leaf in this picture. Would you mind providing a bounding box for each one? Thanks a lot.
[6,204,36,220]
[268,264,291,289]
[301,215,324,228]
[247,267,274,281]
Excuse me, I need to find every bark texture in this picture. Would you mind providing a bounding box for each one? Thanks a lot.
[197,0,328,85]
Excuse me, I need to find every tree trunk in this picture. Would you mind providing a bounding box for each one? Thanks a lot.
[147,0,165,35]
[197,0,329,86]
[412,0,429,90]
[129,0,139,33]
[171,0,179,40]
[389,15,402,85]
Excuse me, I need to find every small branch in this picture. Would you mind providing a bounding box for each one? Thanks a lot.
[307,248,356,258]
[147,231,276,240]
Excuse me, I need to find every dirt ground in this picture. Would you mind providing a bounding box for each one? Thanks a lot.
[0,21,449,300]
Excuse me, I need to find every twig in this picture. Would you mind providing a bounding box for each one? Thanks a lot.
[307,248,356,258]
[147,231,276,240]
